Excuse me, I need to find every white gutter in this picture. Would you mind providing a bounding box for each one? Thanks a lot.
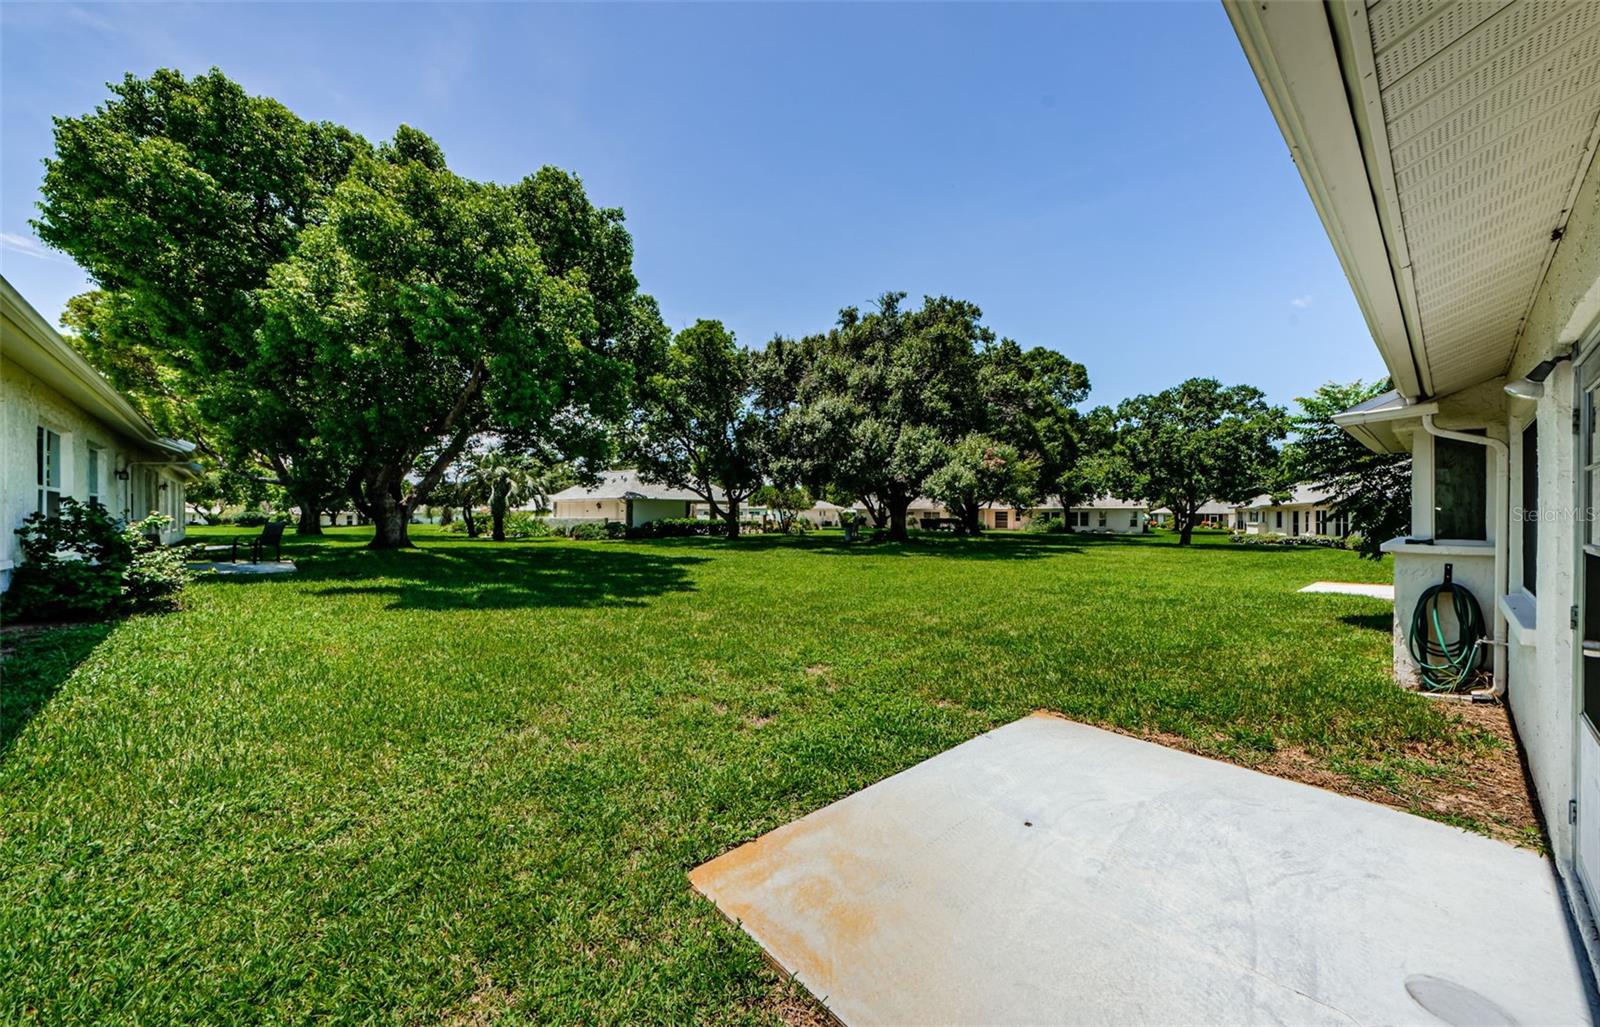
[1419,415,1507,698]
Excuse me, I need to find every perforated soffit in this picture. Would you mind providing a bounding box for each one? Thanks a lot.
[1365,0,1600,397]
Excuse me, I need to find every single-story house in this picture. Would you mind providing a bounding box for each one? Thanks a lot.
[1150,499,1234,529]
[549,470,712,527]
[1,275,198,591]
[1234,485,1348,537]
[1228,0,1600,960]
[968,497,1149,533]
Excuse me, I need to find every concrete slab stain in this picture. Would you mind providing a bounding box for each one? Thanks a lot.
[689,715,1593,1026]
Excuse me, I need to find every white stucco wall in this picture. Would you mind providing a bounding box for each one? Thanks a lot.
[1509,361,1577,862]
[628,498,691,526]
[2,356,187,589]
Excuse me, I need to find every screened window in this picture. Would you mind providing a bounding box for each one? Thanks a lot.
[1435,435,1488,540]
[995,510,1009,529]
[1315,509,1327,535]
[1129,513,1137,528]
[1275,510,1283,529]
[1522,420,1538,594]
[36,427,61,515]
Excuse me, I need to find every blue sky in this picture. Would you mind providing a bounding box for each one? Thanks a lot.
[0,1,1387,410]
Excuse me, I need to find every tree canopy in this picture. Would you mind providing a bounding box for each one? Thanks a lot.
[1098,378,1288,545]
[1282,379,1408,558]
[626,319,764,537]
[38,69,655,548]
[37,68,370,533]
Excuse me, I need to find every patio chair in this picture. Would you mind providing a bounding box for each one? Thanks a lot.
[230,521,285,563]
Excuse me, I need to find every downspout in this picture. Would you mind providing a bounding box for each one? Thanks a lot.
[1420,414,1508,698]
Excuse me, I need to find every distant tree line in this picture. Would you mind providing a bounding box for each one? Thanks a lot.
[34,68,1397,553]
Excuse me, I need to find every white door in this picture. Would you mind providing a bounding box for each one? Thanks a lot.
[1576,358,1600,900]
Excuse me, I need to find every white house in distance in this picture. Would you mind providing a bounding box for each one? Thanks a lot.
[1234,485,1347,537]
[1229,0,1600,958]
[1,276,197,590]
[1151,499,1234,529]
[968,496,1149,533]
[548,470,709,527]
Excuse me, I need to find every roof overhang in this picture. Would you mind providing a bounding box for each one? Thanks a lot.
[1226,1,1600,402]
[1225,0,1426,398]
[1331,388,1437,454]
[1,275,197,459]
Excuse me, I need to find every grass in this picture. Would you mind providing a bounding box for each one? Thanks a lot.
[0,527,1508,1023]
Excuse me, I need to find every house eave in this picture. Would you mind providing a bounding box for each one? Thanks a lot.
[1223,0,1427,399]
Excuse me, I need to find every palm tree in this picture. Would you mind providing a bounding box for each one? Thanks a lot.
[464,450,556,541]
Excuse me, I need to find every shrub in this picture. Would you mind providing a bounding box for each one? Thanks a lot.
[625,517,734,539]
[1024,515,1068,534]
[563,521,624,541]
[6,499,191,621]
[1227,530,1358,550]
[229,509,290,527]
[502,511,552,539]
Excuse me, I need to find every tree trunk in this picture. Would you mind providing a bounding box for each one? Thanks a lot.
[725,498,741,539]
[1178,510,1194,547]
[294,495,323,535]
[887,497,910,541]
[964,504,981,535]
[368,481,412,549]
[491,485,508,542]
[463,505,478,537]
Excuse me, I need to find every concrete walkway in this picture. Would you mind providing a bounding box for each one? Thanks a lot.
[692,715,1594,1026]
[1300,581,1395,600]
[187,560,296,576]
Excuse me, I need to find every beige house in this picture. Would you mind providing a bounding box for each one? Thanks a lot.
[1235,485,1347,537]
[1228,0,1600,961]
[549,470,709,527]
[1,276,197,590]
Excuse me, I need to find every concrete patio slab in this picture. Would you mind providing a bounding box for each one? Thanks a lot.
[188,560,296,576]
[691,714,1593,1026]
[1300,580,1394,600]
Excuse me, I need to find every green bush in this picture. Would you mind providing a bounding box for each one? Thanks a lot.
[564,521,617,541]
[5,499,191,621]
[626,517,726,539]
[1227,530,1357,550]
[1024,515,1068,534]
[502,511,552,539]
[229,510,291,527]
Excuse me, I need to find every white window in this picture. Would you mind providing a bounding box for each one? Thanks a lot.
[1129,513,1137,527]
[36,427,62,516]
[1098,511,1107,527]
[1248,511,1260,524]
[87,446,102,508]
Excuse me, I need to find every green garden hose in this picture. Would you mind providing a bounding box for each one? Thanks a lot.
[1406,576,1485,691]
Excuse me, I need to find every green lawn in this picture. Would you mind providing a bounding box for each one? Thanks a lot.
[1,527,1502,1023]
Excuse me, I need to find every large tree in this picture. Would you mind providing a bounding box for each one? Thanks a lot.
[1099,378,1288,546]
[626,320,764,538]
[257,126,650,548]
[978,339,1092,516]
[1283,379,1409,559]
[923,434,1037,533]
[36,69,370,534]
[772,293,990,540]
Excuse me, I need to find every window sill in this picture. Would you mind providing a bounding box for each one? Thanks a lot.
[1379,537,1495,557]
[1498,592,1537,647]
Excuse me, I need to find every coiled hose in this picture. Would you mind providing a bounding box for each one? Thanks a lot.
[1406,578,1486,691]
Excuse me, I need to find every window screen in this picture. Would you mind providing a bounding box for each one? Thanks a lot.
[1435,435,1488,540]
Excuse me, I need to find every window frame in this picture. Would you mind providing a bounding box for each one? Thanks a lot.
[36,426,62,516]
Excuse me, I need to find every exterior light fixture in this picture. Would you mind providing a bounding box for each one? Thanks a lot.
[115,467,130,481]
[1504,355,1572,400]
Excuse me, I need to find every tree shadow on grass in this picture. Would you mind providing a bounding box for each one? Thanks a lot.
[302,542,708,610]
[0,622,113,758]
[1340,612,1395,633]
[702,532,1087,560]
